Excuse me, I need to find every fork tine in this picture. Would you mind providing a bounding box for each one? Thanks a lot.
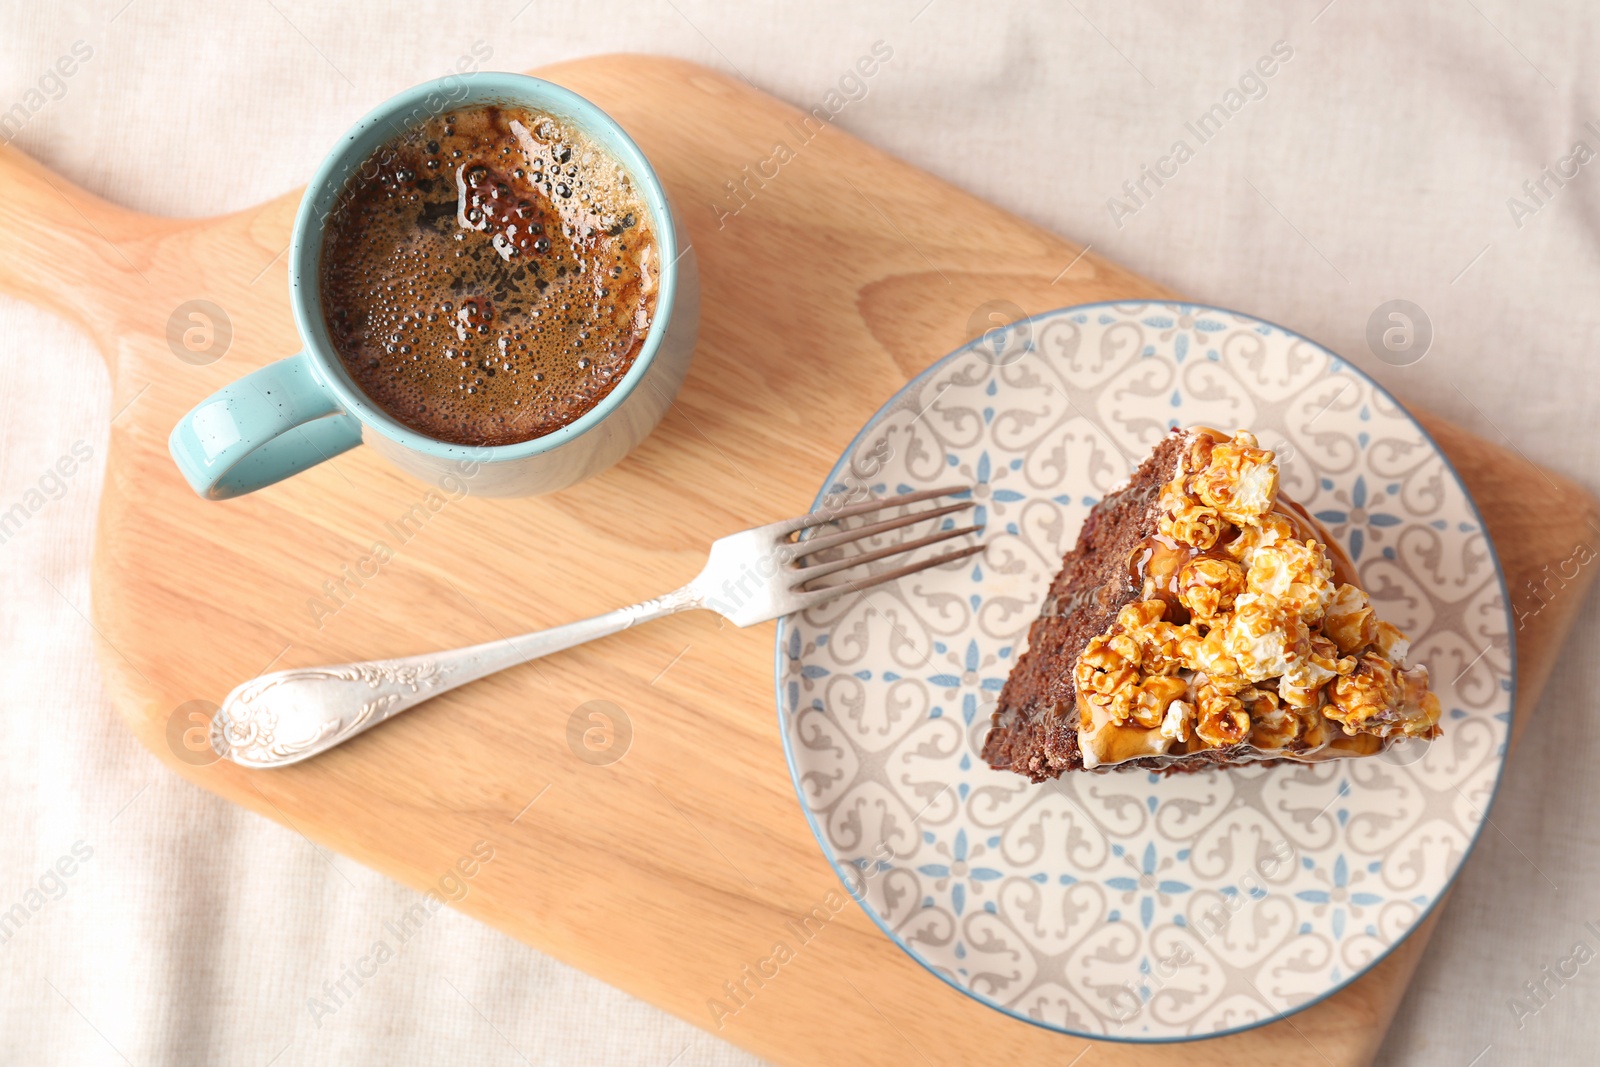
[793,524,983,586]
[789,501,974,559]
[772,484,971,536]
[796,542,986,610]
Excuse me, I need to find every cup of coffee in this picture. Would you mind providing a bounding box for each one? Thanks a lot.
[169,72,697,499]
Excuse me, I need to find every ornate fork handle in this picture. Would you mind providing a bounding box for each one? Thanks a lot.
[206,486,979,769]
[212,586,703,768]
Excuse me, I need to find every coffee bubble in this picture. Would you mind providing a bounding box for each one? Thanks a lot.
[319,104,656,447]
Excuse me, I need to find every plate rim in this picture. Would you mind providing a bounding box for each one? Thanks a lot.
[771,299,1519,1044]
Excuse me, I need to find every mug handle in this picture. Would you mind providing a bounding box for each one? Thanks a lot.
[168,352,363,500]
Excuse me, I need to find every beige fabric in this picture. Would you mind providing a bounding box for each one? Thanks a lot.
[1,2,1595,1063]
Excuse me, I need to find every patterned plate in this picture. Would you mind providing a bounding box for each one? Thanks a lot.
[774,301,1513,1042]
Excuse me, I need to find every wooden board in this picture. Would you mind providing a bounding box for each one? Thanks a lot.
[1,54,1594,1066]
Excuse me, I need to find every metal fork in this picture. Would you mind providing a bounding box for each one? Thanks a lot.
[211,487,983,768]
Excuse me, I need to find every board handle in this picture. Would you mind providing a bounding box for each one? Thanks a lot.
[0,143,158,337]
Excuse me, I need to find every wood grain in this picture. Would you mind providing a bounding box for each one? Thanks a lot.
[0,54,1594,1066]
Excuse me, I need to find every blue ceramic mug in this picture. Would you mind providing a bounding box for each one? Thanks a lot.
[169,72,697,499]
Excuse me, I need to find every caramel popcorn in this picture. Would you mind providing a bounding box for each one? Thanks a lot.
[1131,675,1189,729]
[1242,537,1335,620]
[1118,600,1193,675]
[1279,633,1346,709]
[1242,687,1301,748]
[1326,653,1403,733]
[1118,600,1167,632]
[1160,699,1194,742]
[1177,557,1246,623]
[1190,431,1279,525]
[1158,483,1223,550]
[1323,583,1377,653]
[1194,682,1250,747]
[1373,620,1410,661]
[1326,654,1441,737]
[1076,607,1195,730]
[1073,427,1442,768]
[1221,512,1296,565]
[1075,633,1139,726]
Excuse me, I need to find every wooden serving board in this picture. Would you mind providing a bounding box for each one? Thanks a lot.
[2,55,1594,1066]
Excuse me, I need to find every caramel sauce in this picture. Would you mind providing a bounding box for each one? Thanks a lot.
[1249,710,1300,749]
[1074,693,1175,769]
[1090,721,1173,765]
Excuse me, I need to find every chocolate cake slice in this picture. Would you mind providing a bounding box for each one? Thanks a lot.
[982,428,1442,781]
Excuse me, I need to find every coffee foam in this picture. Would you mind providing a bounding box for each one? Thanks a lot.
[320,103,657,447]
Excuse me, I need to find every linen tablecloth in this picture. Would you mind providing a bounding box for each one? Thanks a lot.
[2,1,1595,1063]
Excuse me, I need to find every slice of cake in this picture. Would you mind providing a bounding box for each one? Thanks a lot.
[982,428,1441,780]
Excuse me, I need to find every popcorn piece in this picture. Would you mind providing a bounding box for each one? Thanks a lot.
[1394,665,1444,738]
[1077,603,1206,730]
[1280,634,1348,708]
[1222,512,1297,565]
[1188,626,1246,694]
[1117,600,1167,632]
[1191,431,1279,525]
[1075,634,1140,727]
[1373,620,1410,662]
[1113,600,1203,677]
[1134,620,1198,676]
[1309,633,1355,675]
[1160,699,1194,742]
[1178,557,1246,623]
[1243,537,1335,621]
[1325,653,1404,734]
[1241,687,1300,748]
[1194,682,1250,747]
[1131,674,1189,729]
[1158,481,1223,550]
[1326,656,1440,739]
[1323,583,1377,653]
[1219,600,1310,684]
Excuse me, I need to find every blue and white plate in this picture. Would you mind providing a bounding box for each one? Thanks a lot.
[775,301,1513,1042]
